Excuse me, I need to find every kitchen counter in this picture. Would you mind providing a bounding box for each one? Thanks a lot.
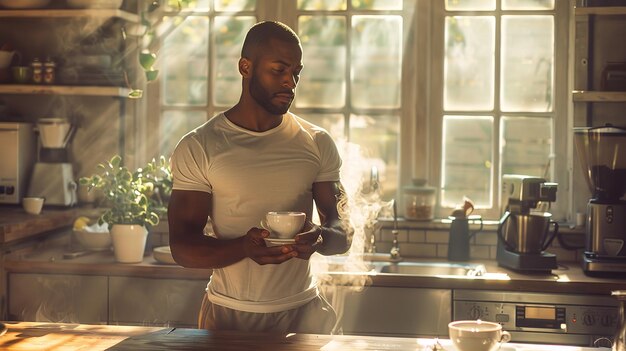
[329,258,626,296]
[0,205,102,245]
[3,246,212,279]
[4,245,626,294]
[0,321,611,350]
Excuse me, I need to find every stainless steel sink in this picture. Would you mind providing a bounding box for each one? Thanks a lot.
[378,261,486,277]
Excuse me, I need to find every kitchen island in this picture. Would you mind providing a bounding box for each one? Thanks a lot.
[0,321,612,350]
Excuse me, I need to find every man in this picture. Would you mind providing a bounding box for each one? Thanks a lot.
[168,21,353,334]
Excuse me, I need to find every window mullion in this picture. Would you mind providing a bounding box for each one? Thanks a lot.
[494,7,503,219]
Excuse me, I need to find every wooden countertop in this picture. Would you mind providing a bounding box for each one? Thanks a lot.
[0,205,102,244]
[0,321,610,351]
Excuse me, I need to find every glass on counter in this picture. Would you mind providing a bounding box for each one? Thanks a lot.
[403,179,436,220]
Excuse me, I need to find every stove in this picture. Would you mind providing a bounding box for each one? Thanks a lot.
[453,289,618,347]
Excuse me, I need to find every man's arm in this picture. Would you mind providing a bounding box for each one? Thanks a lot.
[311,181,353,256]
[168,189,298,269]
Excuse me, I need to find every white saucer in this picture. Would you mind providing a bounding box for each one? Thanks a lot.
[264,238,296,247]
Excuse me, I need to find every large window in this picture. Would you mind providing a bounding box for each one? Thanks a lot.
[148,0,570,220]
[431,0,569,219]
[150,0,407,201]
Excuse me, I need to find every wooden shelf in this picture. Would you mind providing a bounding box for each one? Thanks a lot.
[0,9,139,22]
[0,84,131,97]
[573,90,626,102]
[575,6,626,16]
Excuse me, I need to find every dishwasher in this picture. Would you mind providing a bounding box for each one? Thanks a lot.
[453,289,618,347]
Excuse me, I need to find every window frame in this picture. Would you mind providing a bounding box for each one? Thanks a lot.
[144,0,573,222]
[427,1,572,221]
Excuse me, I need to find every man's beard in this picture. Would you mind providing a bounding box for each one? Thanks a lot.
[249,74,291,115]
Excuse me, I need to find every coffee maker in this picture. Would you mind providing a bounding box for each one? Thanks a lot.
[574,125,626,275]
[27,118,77,206]
[497,174,559,273]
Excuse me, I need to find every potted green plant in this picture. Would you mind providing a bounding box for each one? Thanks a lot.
[126,0,195,98]
[79,155,161,263]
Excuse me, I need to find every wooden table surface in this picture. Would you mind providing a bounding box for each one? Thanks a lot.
[0,321,610,351]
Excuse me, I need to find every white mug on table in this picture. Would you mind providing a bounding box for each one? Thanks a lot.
[448,320,511,351]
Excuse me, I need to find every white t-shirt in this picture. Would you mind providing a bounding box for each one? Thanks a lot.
[170,112,342,313]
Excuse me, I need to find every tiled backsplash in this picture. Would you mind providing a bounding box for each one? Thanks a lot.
[376,220,586,263]
[151,219,587,263]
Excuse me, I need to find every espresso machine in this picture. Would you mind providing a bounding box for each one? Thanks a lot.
[574,125,626,275]
[27,118,77,206]
[497,174,559,273]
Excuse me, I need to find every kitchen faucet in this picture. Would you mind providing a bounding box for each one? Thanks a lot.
[390,199,401,260]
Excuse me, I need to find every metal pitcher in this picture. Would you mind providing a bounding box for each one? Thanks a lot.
[498,211,558,254]
[448,215,483,261]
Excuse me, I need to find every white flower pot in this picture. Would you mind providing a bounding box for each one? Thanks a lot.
[110,224,148,263]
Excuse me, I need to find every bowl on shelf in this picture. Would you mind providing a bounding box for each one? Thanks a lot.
[66,0,123,9]
[0,0,51,9]
[74,228,112,251]
[153,246,177,265]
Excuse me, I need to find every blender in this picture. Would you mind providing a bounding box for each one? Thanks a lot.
[496,174,559,273]
[574,125,626,275]
[27,118,77,206]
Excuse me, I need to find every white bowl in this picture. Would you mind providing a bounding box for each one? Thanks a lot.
[22,197,44,215]
[0,0,51,9]
[66,0,123,9]
[153,246,176,265]
[74,229,112,251]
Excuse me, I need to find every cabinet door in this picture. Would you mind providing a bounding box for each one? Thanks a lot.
[109,277,207,327]
[326,286,451,337]
[8,273,108,324]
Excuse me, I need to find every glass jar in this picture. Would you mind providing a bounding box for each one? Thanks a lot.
[43,57,56,85]
[403,180,436,220]
[31,57,42,84]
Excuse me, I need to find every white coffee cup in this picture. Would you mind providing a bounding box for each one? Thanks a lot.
[263,211,306,239]
[448,320,511,351]
[22,197,44,215]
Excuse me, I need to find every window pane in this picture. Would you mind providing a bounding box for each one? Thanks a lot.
[214,16,256,107]
[441,116,493,208]
[160,110,206,157]
[349,114,399,200]
[351,15,402,109]
[445,0,495,11]
[162,16,209,106]
[352,0,402,10]
[502,0,554,10]
[297,16,347,109]
[299,113,345,140]
[298,0,346,10]
[214,0,255,11]
[500,116,552,178]
[444,16,495,111]
[501,15,554,112]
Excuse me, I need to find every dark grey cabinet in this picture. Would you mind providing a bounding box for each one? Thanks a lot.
[109,276,206,327]
[8,273,108,324]
[7,273,207,327]
[325,286,451,337]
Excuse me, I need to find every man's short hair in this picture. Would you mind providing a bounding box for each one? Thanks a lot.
[241,21,300,59]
